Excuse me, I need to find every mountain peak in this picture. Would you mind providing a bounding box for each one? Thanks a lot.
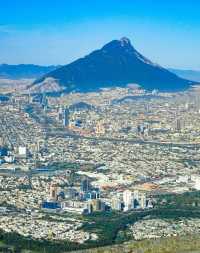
[102,37,134,52]
[120,37,131,46]
[32,38,194,93]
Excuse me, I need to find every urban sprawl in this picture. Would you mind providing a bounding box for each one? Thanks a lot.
[1,86,200,244]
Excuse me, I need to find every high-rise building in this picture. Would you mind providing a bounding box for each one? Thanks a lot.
[63,108,70,127]
[175,119,181,131]
[57,107,63,121]
[140,193,147,209]
[133,190,139,201]
[41,93,48,109]
[85,199,104,213]
[49,184,58,201]
[18,146,27,157]
[91,199,102,211]
[81,178,91,193]
[111,196,123,211]
[85,202,93,214]
[123,190,133,211]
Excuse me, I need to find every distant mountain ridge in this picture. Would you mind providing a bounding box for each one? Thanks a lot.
[169,68,200,82]
[31,37,195,93]
[0,64,58,79]
[1,64,199,85]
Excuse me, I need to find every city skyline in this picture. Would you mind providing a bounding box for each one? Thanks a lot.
[1,2,200,252]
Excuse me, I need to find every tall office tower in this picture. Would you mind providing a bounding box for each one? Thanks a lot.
[111,196,123,211]
[175,118,181,131]
[132,190,140,208]
[140,193,147,209]
[123,190,133,211]
[81,177,91,193]
[86,199,104,213]
[63,107,70,127]
[49,184,58,201]
[0,137,3,147]
[86,202,93,214]
[41,93,48,109]
[91,199,102,211]
[36,140,42,153]
[133,190,139,201]
[57,107,63,121]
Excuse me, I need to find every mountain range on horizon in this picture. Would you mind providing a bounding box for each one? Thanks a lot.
[0,64,58,79]
[0,38,199,92]
[1,64,200,83]
[169,68,200,83]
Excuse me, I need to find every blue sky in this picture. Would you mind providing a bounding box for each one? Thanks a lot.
[0,0,200,69]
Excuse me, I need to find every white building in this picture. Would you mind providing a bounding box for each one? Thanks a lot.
[140,193,147,209]
[191,175,200,190]
[123,190,133,211]
[18,146,27,157]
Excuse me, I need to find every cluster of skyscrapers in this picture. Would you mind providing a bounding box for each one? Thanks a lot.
[41,177,152,214]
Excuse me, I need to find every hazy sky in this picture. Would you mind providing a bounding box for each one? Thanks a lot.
[0,0,200,69]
